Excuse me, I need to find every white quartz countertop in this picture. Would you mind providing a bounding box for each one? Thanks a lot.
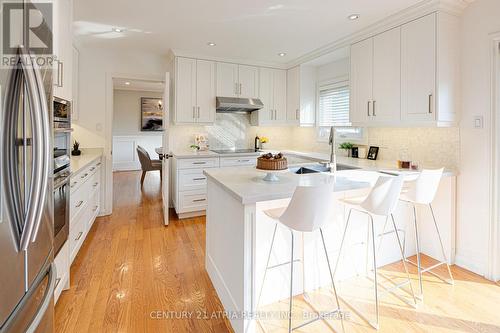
[70,148,103,175]
[172,149,261,159]
[204,167,378,204]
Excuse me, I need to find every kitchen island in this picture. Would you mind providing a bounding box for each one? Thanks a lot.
[203,164,456,333]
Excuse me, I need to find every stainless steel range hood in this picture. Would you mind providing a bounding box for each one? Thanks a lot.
[216,97,264,113]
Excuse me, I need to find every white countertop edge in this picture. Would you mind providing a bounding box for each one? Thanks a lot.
[70,148,103,175]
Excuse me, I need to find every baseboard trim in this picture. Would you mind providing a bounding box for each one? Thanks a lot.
[454,254,486,277]
[177,210,206,219]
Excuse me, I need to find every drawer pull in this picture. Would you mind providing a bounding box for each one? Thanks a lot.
[96,162,102,167]
[70,181,78,188]
[80,173,88,179]
[193,198,206,202]
[75,231,83,241]
[90,167,95,171]
[93,182,99,187]
[75,201,84,208]
[193,177,206,181]
[237,160,250,163]
[55,278,61,289]
[93,205,99,212]
[192,162,206,165]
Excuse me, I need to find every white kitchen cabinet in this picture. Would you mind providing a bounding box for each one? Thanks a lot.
[216,62,259,98]
[401,12,460,125]
[54,242,70,303]
[71,46,79,121]
[350,12,459,127]
[372,27,401,123]
[219,156,257,167]
[350,38,373,124]
[172,156,219,218]
[174,57,216,124]
[402,14,436,122]
[216,62,239,97]
[251,68,287,126]
[286,65,316,126]
[195,60,216,123]
[238,65,259,98]
[53,0,73,102]
[69,157,102,264]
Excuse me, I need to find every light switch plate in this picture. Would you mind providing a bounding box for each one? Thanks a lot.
[474,116,483,129]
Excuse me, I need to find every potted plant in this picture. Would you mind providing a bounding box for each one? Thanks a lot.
[72,140,81,156]
[189,144,200,152]
[339,142,354,157]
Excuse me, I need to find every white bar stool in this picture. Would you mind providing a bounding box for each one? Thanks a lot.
[399,168,454,299]
[334,175,417,330]
[257,184,344,333]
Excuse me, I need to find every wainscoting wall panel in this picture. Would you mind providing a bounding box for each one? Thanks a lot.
[112,135,162,171]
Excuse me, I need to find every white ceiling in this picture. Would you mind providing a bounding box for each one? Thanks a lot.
[74,0,425,65]
[113,78,164,92]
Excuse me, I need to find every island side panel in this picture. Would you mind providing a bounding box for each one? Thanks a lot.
[205,178,256,333]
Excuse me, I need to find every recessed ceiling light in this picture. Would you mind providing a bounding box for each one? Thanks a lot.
[278,52,287,57]
[207,42,216,46]
[112,28,124,33]
[125,81,131,85]
[348,14,360,20]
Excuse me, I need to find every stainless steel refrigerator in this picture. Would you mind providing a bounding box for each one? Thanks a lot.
[0,0,56,332]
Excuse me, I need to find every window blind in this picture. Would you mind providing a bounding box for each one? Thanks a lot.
[318,83,350,127]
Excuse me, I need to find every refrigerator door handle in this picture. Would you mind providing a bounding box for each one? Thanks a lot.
[16,47,47,251]
[25,263,56,333]
[28,50,51,243]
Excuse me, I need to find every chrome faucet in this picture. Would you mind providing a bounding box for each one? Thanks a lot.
[329,126,337,174]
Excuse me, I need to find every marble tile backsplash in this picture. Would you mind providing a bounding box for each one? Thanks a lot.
[169,114,460,170]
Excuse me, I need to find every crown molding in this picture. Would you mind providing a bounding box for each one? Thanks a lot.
[170,49,288,69]
[285,0,472,68]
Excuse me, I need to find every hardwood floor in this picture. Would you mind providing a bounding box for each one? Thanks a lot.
[55,171,500,333]
[54,171,233,333]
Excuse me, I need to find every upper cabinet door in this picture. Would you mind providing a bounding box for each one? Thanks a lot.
[401,13,436,122]
[196,60,216,123]
[256,67,273,124]
[286,66,300,124]
[216,62,238,97]
[273,69,287,122]
[175,58,197,123]
[238,65,259,98]
[350,38,373,124]
[372,27,401,123]
[53,0,73,101]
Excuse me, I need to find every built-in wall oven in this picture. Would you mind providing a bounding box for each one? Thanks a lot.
[53,97,72,255]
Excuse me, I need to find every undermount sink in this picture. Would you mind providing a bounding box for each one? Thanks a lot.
[289,164,360,174]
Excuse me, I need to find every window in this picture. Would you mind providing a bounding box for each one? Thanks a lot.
[317,81,350,127]
[316,79,366,143]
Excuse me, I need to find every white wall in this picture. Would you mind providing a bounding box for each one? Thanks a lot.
[455,0,500,275]
[112,89,162,171]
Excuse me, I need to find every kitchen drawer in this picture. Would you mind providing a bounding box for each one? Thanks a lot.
[178,169,207,192]
[89,171,100,193]
[87,159,102,176]
[70,168,92,193]
[70,183,88,222]
[177,157,219,170]
[69,210,88,264]
[178,190,208,213]
[88,185,100,229]
[220,156,257,167]
[54,241,69,303]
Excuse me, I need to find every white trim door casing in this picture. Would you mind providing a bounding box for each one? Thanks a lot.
[488,34,500,282]
[162,72,170,226]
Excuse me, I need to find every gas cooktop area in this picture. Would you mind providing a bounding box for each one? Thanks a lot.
[211,149,260,154]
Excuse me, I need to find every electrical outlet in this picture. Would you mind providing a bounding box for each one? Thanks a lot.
[474,116,483,129]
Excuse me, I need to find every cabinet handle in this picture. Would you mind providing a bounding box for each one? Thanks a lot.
[235,83,238,95]
[372,101,376,116]
[59,61,64,87]
[192,106,196,119]
[274,110,277,120]
[367,101,371,116]
[55,278,61,289]
[270,109,273,120]
[238,160,250,163]
[90,167,95,172]
[81,173,88,179]
[239,83,242,95]
[70,181,77,188]
[428,94,433,114]
[75,200,84,208]
[93,182,98,187]
[192,162,206,165]
[96,162,102,167]
[193,177,205,181]
[75,231,83,241]
[296,109,299,120]
[193,198,206,202]
[197,106,200,119]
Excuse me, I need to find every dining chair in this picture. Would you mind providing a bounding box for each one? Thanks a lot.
[136,145,162,186]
